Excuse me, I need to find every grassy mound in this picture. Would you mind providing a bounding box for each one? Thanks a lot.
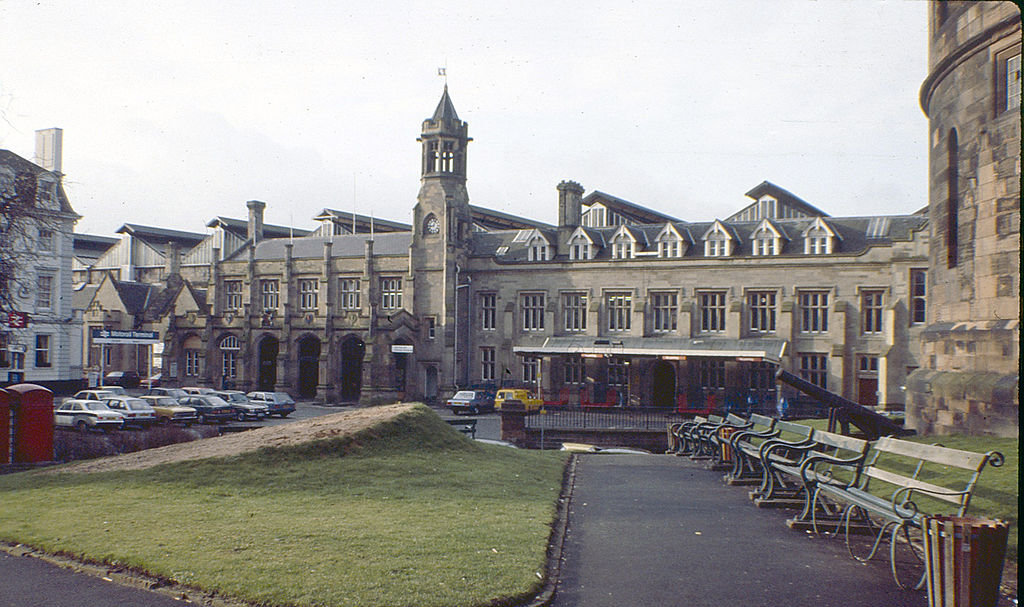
[0,404,569,607]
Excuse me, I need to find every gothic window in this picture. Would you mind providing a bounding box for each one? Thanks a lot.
[704,227,731,257]
[752,228,778,256]
[861,290,884,334]
[339,278,360,310]
[260,280,279,311]
[527,235,548,261]
[380,278,403,310]
[220,335,240,379]
[298,278,319,311]
[568,233,591,260]
[611,233,633,259]
[224,280,243,311]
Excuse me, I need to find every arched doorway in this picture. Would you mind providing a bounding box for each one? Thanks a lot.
[425,366,439,403]
[257,336,279,391]
[651,360,676,408]
[297,336,321,399]
[339,336,365,402]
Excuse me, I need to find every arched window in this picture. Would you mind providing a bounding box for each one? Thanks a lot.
[220,335,240,379]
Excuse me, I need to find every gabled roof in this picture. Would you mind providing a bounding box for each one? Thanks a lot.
[701,220,739,241]
[801,216,842,240]
[73,233,118,261]
[468,205,555,231]
[750,218,790,241]
[116,223,206,247]
[610,225,650,248]
[582,191,683,225]
[251,232,413,261]
[0,148,78,216]
[112,278,156,316]
[207,216,311,239]
[734,181,830,219]
[311,210,410,233]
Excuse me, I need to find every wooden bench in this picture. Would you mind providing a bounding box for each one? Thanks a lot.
[686,414,725,460]
[745,420,815,505]
[807,437,1005,589]
[667,416,706,455]
[445,418,477,439]
[724,413,777,485]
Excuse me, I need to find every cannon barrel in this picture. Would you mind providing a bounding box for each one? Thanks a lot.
[775,369,911,440]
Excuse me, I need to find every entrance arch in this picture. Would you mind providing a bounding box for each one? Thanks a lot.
[339,336,365,402]
[297,336,321,399]
[651,360,676,408]
[257,336,279,391]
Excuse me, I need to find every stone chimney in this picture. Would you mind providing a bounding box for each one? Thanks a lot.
[34,128,63,173]
[247,200,266,244]
[165,241,181,277]
[557,180,584,228]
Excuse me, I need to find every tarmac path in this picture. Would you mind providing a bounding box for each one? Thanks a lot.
[551,454,928,607]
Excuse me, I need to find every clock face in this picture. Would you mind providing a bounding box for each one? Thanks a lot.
[426,217,440,234]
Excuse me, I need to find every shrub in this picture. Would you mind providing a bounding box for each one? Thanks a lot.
[53,425,219,462]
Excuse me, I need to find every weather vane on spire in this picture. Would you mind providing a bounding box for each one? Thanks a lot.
[437,63,447,86]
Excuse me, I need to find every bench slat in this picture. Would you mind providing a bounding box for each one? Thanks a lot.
[863,466,967,506]
[873,437,989,470]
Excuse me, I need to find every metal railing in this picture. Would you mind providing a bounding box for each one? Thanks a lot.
[524,406,686,431]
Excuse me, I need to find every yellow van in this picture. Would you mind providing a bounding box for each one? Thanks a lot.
[494,388,544,411]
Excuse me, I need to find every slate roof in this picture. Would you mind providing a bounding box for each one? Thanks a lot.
[432,85,460,123]
[207,216,311,239]
[312,210,410,233]
[471,213,927,262]
[72,284,99,311]
[73,233,118,262]
[0,149,78,216]
[469,205,555,231]
[582,191,683,224]
[116,224,206,249]
[252,232,413,261]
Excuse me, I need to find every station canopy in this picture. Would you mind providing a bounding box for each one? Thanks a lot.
[513,336,787,363]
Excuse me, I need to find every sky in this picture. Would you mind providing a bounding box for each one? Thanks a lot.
[0,0,929,237]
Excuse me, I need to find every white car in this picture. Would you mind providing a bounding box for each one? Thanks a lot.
[102,396,158,428]
[72,389,117,402]
[97,385,128,396]
[54,399,125,432]
[181,386,216,396]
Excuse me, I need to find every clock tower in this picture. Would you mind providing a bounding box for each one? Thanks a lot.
[411,86,473,398]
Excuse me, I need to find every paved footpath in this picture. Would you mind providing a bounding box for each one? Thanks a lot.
[551,454,928,607]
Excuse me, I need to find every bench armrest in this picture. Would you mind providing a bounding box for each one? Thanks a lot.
[799,452,865,487]
[730,427,779,448]
[758,436,817,461]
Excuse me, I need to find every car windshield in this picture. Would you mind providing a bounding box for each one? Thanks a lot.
[85,402,111,411]
[204,396,230,406]
[223,393,247,403]
[165,389,188,398]
[152,398,176,406]
[453,391,475,399]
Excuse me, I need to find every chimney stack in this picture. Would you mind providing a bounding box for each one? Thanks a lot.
[34,128,63,173]
[557,180,584,228]
[247,200,266,244]
[165,241,181,277]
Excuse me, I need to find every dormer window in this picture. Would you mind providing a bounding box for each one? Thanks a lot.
[751,221,782,256]
[802,218,837,255]
[655,224,685,258]
[527,234,549,261]
[568,233,592,261]
[611,231,634,259]
[702,221,734,257]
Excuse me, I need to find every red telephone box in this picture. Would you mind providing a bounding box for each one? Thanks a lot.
[0,388,11,464]
[6,384,54,463]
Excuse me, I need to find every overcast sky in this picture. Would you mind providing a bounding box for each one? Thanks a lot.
[0,0,929,236]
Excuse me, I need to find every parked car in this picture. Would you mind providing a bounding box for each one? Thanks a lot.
[494,388,544,411]
[179,395,236,424]
[103,370,141,388]
[182,386,216,396]
[144,387,190,402]
[212,390,268,421]
[140,395,198,425]
[54,399,125,432]
[101,396,157,428]
[72,389,117,402]
[97,385,128,396]
[140,373,162,389]
[447,390,495,415]
[246,391,296,417]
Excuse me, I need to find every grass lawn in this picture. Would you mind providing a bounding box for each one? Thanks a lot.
[799,418,1018,560]
[0,405,569,607]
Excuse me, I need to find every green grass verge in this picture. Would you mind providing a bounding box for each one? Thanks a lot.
[799,418,1018,560]
[0,405,569,607]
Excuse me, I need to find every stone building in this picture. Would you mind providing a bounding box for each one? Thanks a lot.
[906,1,1020,436]
[148,87,931,411]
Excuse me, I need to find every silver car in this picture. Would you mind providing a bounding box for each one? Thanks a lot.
[102,396,158,428]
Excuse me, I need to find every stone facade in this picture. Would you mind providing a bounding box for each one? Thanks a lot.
[135,88,932,414]
[907,1,1020,437]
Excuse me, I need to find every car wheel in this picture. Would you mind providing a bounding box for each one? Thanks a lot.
[197,413,206,424]
[237,411,246,422]
[470,406,479,415]
[76,419,88,433]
